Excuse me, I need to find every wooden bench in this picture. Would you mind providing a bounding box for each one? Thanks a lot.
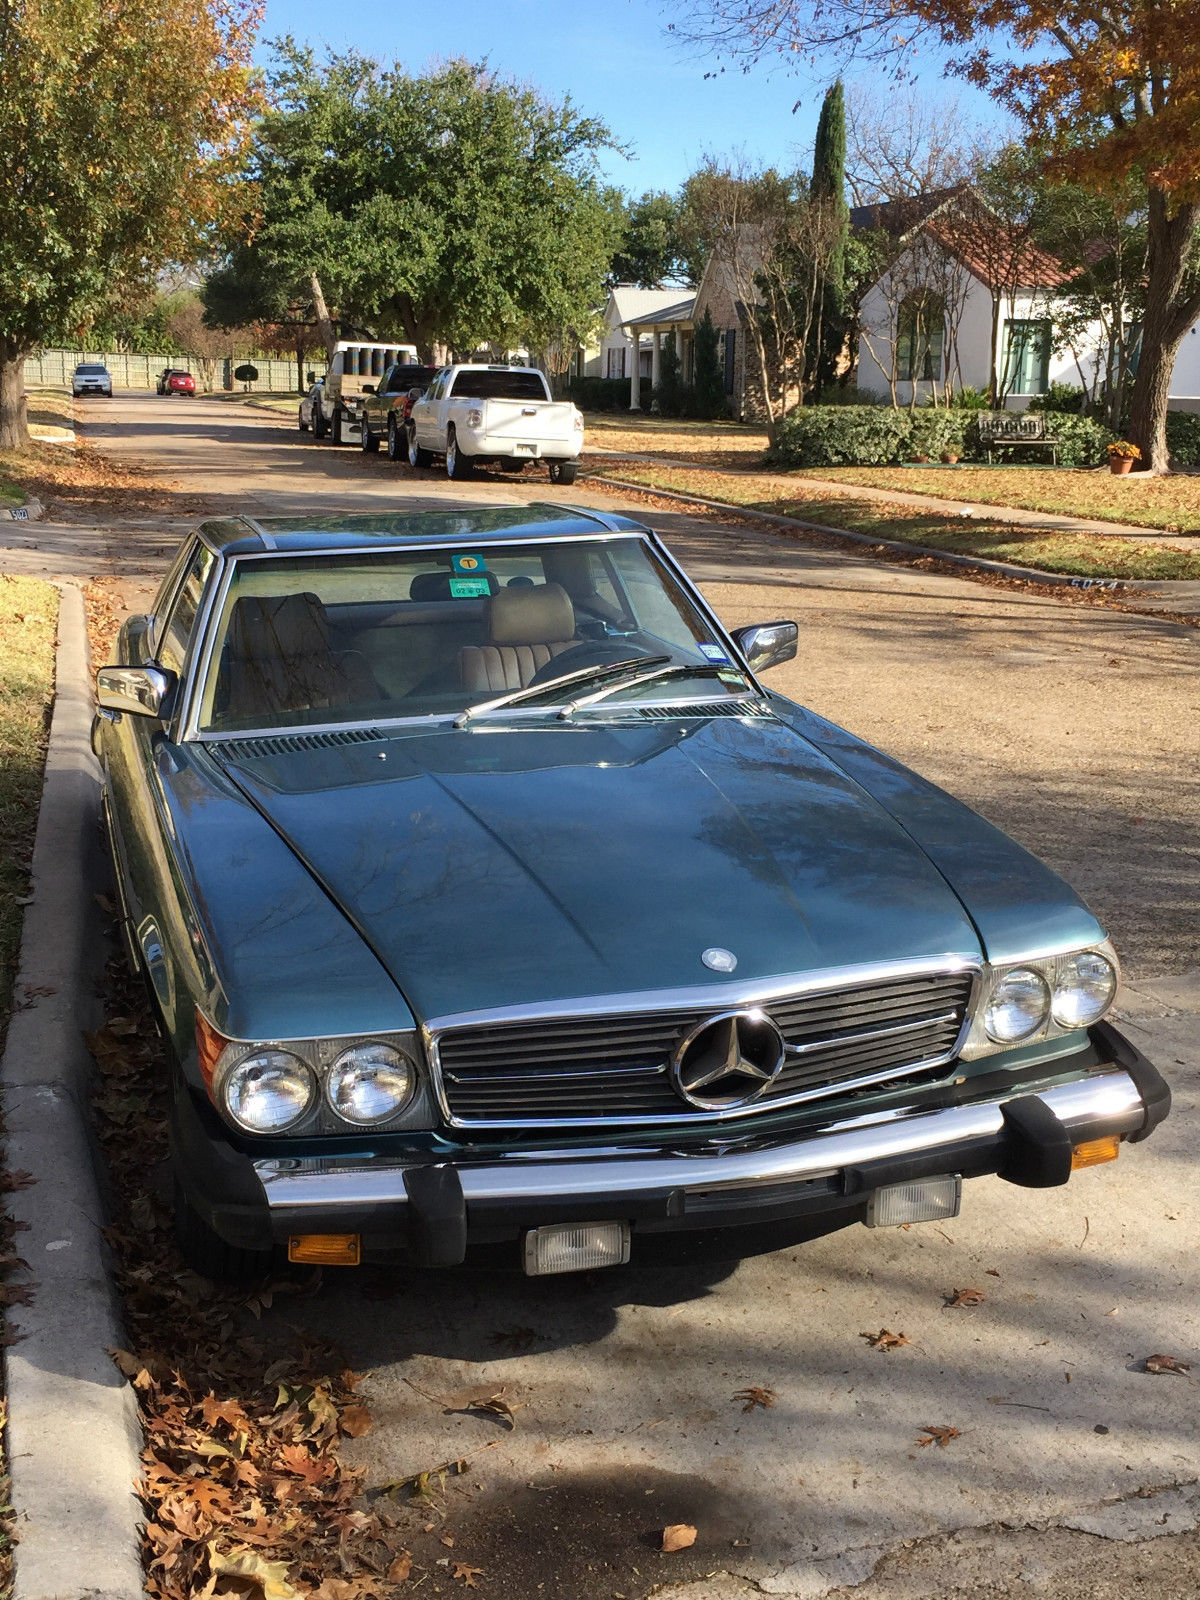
[977,411,1061,466]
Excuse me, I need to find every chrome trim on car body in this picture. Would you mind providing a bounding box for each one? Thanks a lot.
[252,1066,1147,1211]
[422,955,983,1130]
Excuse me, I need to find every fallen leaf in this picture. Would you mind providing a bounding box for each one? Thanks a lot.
[732,1386,776,1412]
[385,1552,413,1582]
[1144,1353,1192,1375]
[860,1328,910,1351]
[339,1403,372,1438]
[985,1268,1001,1277]
[662,1524,697,1552]
[466,1391,523,1430]
[202,1544,302,1600]
[441,1534,455,1548]
[916,1425,961,1448]
[945,1287,986,1308]
[451,1563,484,1588]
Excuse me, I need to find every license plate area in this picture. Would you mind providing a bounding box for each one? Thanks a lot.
[522,1220,631,1275]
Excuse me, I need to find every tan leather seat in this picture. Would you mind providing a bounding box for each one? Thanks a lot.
[459,582,577,694]
[219,592,377,722]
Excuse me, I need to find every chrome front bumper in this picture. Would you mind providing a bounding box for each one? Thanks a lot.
[254,1066,1150,1216]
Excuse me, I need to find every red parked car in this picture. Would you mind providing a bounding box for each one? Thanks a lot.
[156,368,196,397]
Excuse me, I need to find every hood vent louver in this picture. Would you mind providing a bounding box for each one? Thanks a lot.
[216,727,385,760]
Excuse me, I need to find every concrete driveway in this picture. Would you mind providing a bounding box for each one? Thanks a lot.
[41,392,1200,1597]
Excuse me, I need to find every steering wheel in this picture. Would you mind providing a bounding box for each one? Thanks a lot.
[526,641,656,688]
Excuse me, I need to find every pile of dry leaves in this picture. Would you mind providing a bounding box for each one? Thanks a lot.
[88,952,409,1600]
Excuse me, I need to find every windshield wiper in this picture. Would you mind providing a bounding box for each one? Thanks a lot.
[557,661,754,719]
[453,654,671,727]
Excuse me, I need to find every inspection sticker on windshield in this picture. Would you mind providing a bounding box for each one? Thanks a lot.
[698,642,731,664]
[452,552,488,574]
[450,576,491,598]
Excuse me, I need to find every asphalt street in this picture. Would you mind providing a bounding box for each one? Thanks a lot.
[18,390,1200,1599]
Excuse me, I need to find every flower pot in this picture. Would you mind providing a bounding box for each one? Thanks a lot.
[912,454,930,464]
[941,452,959,464]
[1109,457,1134,475]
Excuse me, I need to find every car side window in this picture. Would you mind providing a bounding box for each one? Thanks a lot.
[386,367,407,394]
[157,546,214,678]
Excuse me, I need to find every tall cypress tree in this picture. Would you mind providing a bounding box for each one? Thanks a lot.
[809,80,850,393]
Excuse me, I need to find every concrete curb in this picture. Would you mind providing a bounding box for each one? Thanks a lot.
[587,473,1146,594]
[5,498,44,523]
[1,583,144,1600]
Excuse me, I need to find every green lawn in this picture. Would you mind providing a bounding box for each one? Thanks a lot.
[590,462,1200,581]
[0,576,58,1034]
[800,464,1200,535]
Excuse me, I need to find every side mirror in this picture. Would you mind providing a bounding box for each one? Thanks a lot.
[362,382,376,395]
[731,620,798,674]
[96,664,175,719]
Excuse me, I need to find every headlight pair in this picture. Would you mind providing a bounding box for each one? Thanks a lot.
[205,1028,420,1135]
[962,943,1119,1059]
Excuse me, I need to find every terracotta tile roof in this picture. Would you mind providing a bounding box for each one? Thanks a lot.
[926,221,1073,289]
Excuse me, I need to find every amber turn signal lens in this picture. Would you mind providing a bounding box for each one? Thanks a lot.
[1071,1135,1121,1170]
[288,1233,362,1265]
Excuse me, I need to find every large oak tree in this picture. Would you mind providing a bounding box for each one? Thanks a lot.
[670,0,1200,469]
[0,0,260,447]
[215,45,621,364]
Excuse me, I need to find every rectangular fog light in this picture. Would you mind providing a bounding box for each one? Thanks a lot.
[523,1221,631,1276]
[866,1174,962,1229]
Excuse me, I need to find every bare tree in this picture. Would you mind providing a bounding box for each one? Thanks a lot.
[165,297,233,391]
[846,86,988,207]
[687,159,842,437]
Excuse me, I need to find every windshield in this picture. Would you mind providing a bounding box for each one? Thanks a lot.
[197,537,749,734]
[448,370,549,401]
[76,365,108,374]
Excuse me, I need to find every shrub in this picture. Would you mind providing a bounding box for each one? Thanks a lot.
[815,383,886,406]
[692,310,726,420]
[765,405,969,467]
[1042,414,1113,467]
[947,385,990,410]
[1166,410,1200,467]
[655,331,685,417]
[567,376,631,412]
[1029,381,1088,415]
[233,362,259,385]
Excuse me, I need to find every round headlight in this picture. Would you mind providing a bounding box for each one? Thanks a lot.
[224,1050,316,1132]
[984,967,1051,1042]
[326,1043,414,1125]
[1052,951,1117,1028]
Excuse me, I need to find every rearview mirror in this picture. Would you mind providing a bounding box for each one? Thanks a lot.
[96,664,175,719]
[731,621,798,674]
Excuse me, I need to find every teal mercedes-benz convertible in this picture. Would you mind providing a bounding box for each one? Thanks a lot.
[93,506,1169,1280]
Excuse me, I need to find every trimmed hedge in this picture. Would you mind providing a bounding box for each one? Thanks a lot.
[1167,410,1200,467]
[567,376,632,412]
[764,405,1113,470]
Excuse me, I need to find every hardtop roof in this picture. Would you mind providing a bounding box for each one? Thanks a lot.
[196,504,645,556]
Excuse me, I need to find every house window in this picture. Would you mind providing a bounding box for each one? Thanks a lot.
[897,292,944,382]
[606,346,627,380]
[1003,319,1051,394]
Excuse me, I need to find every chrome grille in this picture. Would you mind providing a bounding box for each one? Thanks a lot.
[435,969,975,1127]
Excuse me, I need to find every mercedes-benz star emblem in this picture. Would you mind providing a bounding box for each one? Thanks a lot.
[702,946,737,972]
[671,1009,788,1110]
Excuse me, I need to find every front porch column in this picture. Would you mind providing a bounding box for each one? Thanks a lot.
[628,328,642,410]
[650,329,662,411]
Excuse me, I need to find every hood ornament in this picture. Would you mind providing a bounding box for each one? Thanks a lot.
[702,946,737,973]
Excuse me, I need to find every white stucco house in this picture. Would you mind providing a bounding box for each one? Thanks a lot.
[590,285,698,383]
[852,189,1100,408]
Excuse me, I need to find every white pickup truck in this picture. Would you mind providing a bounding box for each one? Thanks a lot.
[407,364,584,482]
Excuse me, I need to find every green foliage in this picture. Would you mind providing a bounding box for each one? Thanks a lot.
[610,193,684,288]
[765,405,1113,467]
[566,377,632,412]
[947,386,992,410]
[237,44,621,360]
[691,310,726,419]
[810,80,848,307]
[1028,381,1090,414]
[233,363,259,383]
[1166,410,1200,466]
[655,330,685,415]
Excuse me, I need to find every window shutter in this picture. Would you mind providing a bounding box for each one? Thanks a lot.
[724,328,737,394]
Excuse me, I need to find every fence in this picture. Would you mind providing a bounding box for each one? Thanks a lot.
[24,349,325,393]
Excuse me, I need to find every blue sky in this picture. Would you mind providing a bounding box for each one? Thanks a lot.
[260,0,1000,195]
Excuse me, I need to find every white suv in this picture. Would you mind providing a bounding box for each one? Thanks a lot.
[72,363,112,398]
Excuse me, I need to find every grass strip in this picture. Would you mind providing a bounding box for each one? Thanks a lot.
[0,576,58,1035]
[592,462,1200,581]
[790,464,1200,536]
